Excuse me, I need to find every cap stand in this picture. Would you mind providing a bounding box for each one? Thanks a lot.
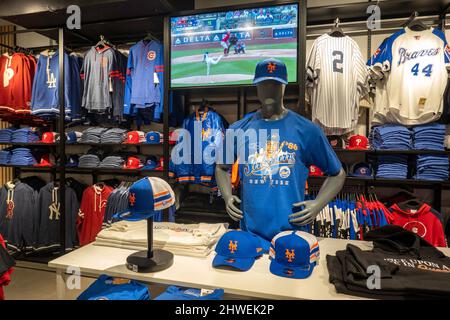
[126,217,174,273]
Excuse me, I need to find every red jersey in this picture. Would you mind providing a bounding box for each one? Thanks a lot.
[222,32,231,43]
[389,204,447,247]
[77,184,113,246]
[0,234,13,300]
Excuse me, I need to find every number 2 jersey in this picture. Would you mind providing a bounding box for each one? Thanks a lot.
[369,27,450,125]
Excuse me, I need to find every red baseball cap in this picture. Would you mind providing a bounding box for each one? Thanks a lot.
[309,165,323,177]
[124,156,143,169]
[347,135,369,150]
[155,157,165,171]
[123,131,145,144]
[169,131,177,145]
[34,154,54,167]
[39,132,57,143]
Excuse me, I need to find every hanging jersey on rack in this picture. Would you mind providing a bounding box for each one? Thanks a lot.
[369,27,450,125]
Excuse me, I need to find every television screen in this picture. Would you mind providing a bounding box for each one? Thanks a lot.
[170,3,298,88]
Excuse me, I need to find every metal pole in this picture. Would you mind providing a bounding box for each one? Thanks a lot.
[298,0,307,115]
[58,28,66,254]
[163,16,170,180]
[147,218,154,258]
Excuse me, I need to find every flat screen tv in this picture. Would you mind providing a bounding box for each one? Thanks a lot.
[170,3,299,88]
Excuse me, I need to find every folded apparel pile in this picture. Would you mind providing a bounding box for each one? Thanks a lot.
[0,129,13,143]
[10,148,37,165]
[415,154,449,181]
[370,125,411,150]
[78,154,101,168]
[412,123,445,151]
[327,225,450,299]
[94,221,228,257]
[11,128,40,143]
[376,155,408,179]
[154,286,224,300]
[101,128,128,144]
[99,156,126,168]
[80,127,108,144]
[0,149,12,164]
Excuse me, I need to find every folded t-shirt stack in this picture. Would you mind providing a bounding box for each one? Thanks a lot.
[101,128,128,144]
[11,128,40,143]
[99,156,126,168]
[412,123,446,151]
[0,148,12,164]
[376,155,408,179]
[10,148,37,165]
[370,125,411,150]
[415,154,449,181]
[0,129,13,142]
[94,221,228,258]
[80,127,108,144]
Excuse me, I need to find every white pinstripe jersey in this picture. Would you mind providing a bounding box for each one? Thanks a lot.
[306,34,369,135]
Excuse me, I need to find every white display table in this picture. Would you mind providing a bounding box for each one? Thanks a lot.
[48,238,450,300]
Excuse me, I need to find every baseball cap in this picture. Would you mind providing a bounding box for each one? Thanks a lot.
[347,135,369,150]
[169,131,177,145]
[212,230,264,271]
[125,156,143,169]
[269,231,320,279]
[349,162,373,178]
[253,58,288,85]
[66,131,82,144]
[146,131,163,144]
[309,165,323,177]
[66,155,79,167]
[123,131,145,144]
[143,155,158,170]
[39,132,57,143]
[34,154,54,167]
[155,157,164,171]
[114,177,175,221]
[327,135,344,149]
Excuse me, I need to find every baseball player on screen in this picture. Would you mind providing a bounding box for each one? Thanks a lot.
[221,29,231,55]
[203,52,223,76]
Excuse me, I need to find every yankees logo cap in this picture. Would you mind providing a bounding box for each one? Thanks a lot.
[66,154,79,168]
[113,177,175,221]
[145,131,163,144]
[308,165,324,177]
[269,231,319,279]
[213,230,264,271]
[253,58,288,85]
[349,162,373,178]
[66,131,82,144]
[347,135,369,150]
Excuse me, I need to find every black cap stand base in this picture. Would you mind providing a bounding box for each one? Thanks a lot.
[126,218,174,273]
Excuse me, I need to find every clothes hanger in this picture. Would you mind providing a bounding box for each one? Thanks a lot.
[404,11,429,31]
[95,35,113,50]
[329,17,346,37]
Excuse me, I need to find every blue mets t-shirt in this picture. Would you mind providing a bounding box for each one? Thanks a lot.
[220,110,341,248]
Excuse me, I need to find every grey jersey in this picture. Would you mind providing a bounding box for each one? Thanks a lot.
[0,181,39,251]
[307,34,369,135]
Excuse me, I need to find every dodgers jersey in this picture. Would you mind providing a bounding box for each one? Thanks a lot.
[307,34,369,135]
[221,110,342,247]
[370,27,450,125]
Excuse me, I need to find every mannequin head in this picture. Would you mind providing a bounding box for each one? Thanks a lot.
[257,80,286,119]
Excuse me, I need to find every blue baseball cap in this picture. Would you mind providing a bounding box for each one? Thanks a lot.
[253,58,288,85]
[66,155,79,167]
[143,155,158,170]
[66,131,81,144]
[114,177,175,221]
[269,231,320,279]
[349,162,373,178]
[213,230,264,271]
[146,131,162,144]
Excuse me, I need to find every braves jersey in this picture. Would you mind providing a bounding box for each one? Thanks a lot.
[370,28,450,125]
[220,110,342,247]
[77,274,150,300]
[307,34,369,135]
[389,203,447,247]
[123,40,164,121]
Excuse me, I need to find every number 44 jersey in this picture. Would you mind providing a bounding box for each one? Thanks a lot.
[306,34,369,136]
[369,27,450,125]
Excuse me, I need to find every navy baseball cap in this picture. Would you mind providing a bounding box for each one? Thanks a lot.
[66,131,81,144]
[66,155,79,167]
[114,177,175,221]
[349,162,373,178]
[253,58,288,85]
[213,230,264,271]
[143,155,158,170]
[269,231,320,279]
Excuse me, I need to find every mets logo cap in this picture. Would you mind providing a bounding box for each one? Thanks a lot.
[253,58,288,85]
[213,230,264,271]
[114,177,175,221]
[269,231,320,279]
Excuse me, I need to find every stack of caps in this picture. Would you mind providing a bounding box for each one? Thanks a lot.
[11,128,40,143]
[412,123,446,151]
[101,128,128,144]
[10,148,37,165]
[123,131,145,144]
[415,155,449,181]
[370,125,411,150]
[66,155,79,167]
[0,129,13,142]
[80,127,108,144]
[78,148,103,168]
[0,148,12,164]
[65,131,82,144]
[99,155,126,168]
[145,131,163,144]
[376,155,408,179]
[124,156,144,169]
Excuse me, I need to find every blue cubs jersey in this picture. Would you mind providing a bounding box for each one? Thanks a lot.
[77,275,150,300]
[124,40,164,121]
[170,108,225,184]
[220,110,342,248]
[31,51,81,120]
[154,286,224,300]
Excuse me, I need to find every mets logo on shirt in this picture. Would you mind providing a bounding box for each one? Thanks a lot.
[147,51,156,61]
[403,221,427,237]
